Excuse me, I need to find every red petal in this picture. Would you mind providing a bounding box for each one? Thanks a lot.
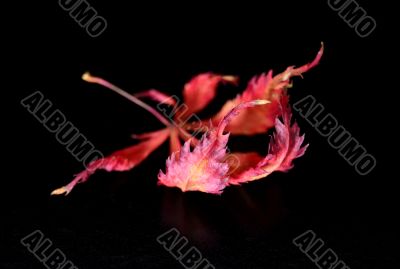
[51,128,170,195]
[169,128,181,155]
[208,43,323,135]
[180,73,238,118]
[227,152,264,177]
[229,97,308,185]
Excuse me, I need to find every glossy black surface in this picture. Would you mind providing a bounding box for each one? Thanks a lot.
[4,1,394,268]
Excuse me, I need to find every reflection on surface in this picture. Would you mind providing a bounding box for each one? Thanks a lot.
[160,182,287,246]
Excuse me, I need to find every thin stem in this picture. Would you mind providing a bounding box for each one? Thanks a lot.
[82,72,171,127]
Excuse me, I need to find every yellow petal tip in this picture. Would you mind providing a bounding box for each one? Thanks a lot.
[222,75,238,83]
[51,187,68,196]
[254,99,271,105]
[82,72,95,83]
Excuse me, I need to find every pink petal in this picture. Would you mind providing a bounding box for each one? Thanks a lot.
[158,100,268,194]
[134,89,176,105]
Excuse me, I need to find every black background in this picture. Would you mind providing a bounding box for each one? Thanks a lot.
[3,1,396,268]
